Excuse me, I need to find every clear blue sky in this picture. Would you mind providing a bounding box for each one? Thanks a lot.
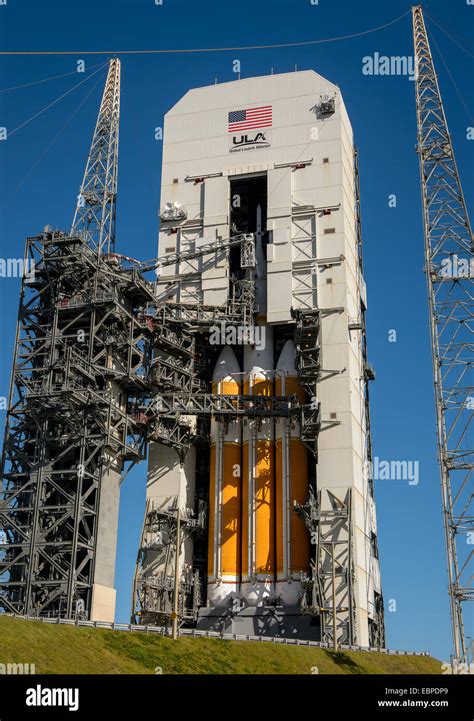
[0,0,472,662]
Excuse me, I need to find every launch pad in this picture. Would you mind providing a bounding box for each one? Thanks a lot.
[0,4,471,667]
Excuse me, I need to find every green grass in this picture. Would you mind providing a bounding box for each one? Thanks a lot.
[0,616,442,675]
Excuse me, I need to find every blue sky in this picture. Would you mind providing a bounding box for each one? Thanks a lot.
[0,0,472,662]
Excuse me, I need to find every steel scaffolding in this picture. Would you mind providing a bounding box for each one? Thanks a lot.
[0,231,152,617]
[132,497,205,625]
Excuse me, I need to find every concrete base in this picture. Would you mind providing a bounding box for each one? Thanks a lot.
[90,583,116,622]
[197,606,321,641]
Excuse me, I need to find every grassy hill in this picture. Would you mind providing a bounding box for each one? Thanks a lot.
[0,616,442,675]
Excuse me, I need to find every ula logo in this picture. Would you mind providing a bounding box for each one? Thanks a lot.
[232,132,267,147]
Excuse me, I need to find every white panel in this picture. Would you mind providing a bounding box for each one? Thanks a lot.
[268,167,292,219]
[180,280,202,304]
[203,176,229,224]
[267,266,293,323]
[272,227,290,247]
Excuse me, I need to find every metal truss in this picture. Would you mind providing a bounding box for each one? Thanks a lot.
[293,309,321,454]
[147,392,305,421]
[297,489,357,648]
[0,231,152,617]
[293,307,350,453]
[114,232,255,274]
[132,497,206,625]
[149,292,256,329]
[71,59,120,255]
[413,6,473,663]
[146,417,196,457]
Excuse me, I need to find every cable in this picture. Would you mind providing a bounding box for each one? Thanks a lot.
[0,70,107,211]
[0,10,410,56]
[8,63,106,138]
[425,11,474,61]
[428,26,474,125]
[0,62,105,93]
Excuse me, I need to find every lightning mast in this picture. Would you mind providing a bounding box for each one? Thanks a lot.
[412,6,473,663]
[71,58,120,254]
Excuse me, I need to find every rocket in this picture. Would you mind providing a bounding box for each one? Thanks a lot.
[241,203,275,603]
[241,328,275,603]
[207,346,242,605]
[207,207,310,609]
[275,340,309,605]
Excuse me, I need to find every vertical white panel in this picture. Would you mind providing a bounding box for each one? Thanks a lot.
[267,167,291,220]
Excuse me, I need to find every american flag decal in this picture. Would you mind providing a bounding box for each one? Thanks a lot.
[228,105,272,133]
